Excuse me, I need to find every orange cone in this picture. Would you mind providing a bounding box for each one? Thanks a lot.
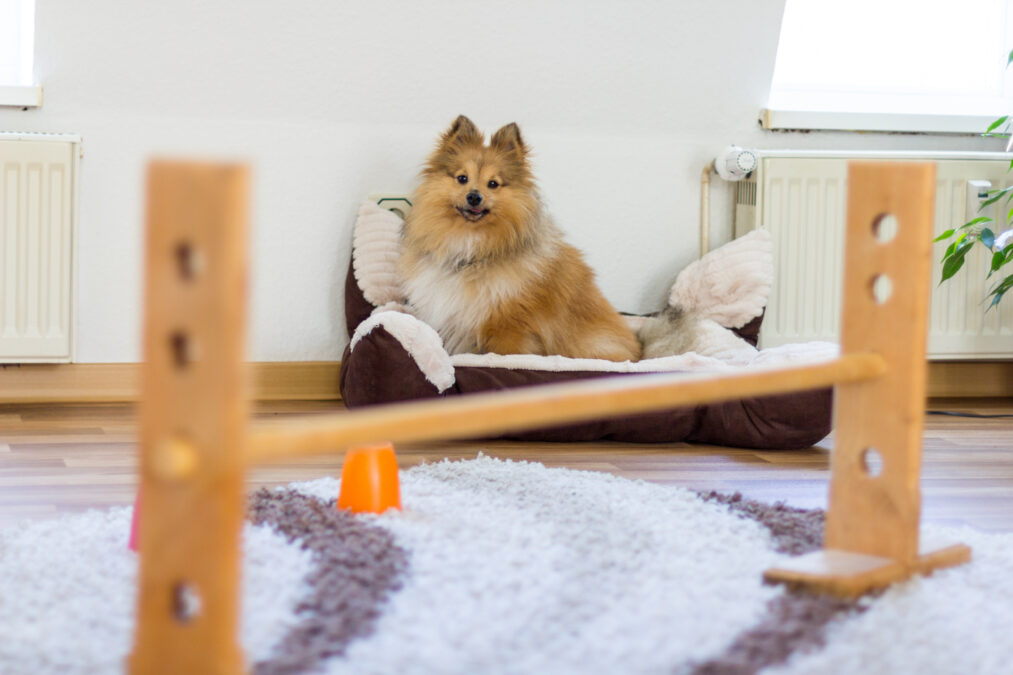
[337,443,401,513]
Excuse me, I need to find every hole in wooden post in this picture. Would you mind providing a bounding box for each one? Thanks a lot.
[174,242,204,280]
[169,331,197,369]
[172,582,202,623]
[861,447,884,477]
[873,214,898,244]
[870,275,893,304]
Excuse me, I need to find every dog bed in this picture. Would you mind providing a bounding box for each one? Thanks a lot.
[338,202,836,448]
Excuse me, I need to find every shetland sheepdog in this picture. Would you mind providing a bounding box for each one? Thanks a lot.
[398,115,641,362]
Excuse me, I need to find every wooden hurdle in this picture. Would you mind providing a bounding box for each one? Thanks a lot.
[130,160,969,674]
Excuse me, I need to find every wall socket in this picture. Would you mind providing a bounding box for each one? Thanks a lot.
[367,193,413,220]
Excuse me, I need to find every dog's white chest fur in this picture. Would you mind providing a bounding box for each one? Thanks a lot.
[402,260,525,355]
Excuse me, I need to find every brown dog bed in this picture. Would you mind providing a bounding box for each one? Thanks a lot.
[338,202,834,449]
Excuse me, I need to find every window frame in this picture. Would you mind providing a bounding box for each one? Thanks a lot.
[766,0,1013,134]
[0,85,42,108]
[760,109,1001,134]
[0,0,40,108]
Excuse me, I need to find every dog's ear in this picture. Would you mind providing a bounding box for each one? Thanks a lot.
[440,115,482,150]
[490,123,526,156]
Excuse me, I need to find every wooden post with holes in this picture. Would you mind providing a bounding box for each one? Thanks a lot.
[764,162,970,597]
[130,162,250,673]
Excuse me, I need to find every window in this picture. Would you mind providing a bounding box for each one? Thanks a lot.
[0,0,39,107]
[764,0,1013,132]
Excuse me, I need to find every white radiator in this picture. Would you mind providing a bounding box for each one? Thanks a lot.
[0,132,80,363]
[735,151,1013,359]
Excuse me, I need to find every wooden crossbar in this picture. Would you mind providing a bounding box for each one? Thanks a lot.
[130,159,970,673]
[248,353,885,464]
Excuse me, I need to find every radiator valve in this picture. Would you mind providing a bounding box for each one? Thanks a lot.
[965,180,992,222]
[715,145,758,181]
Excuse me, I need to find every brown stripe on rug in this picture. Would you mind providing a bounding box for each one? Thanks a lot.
[248,488,409,675]
[689,492,866,675]
[698,491,824,556]
[245,486,863,675]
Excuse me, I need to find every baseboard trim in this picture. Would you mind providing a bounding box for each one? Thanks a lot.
[0,362,343,403]
[0,360,1007,404]
[927,361,1013,398]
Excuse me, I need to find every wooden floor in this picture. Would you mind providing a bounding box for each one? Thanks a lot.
[1,398,1012,531]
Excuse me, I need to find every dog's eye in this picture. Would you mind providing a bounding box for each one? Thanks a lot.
[488,180,499,189]
[456,175,468,184]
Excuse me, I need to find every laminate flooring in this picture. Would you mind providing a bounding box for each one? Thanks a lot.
[1,398,1011,531]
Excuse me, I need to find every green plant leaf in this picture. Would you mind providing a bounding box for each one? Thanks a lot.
[943,231,973,261]
[982,186,1013,209]
[981,227,996,249]
[934,228,955,242]
[941,254,967,283]
[1007,47,1013,67]
[986,273,1013,310]
[940,240,974,283]
[960,216,992,229]
[992,272,1013,293]
[990,250,1006,276]
[987,116,1010,133]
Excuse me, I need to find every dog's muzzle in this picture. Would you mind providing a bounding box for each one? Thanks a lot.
[458,190,489,221]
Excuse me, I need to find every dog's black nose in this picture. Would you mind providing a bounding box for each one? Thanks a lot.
[466,190,483,207]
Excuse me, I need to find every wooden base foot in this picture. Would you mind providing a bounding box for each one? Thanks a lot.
[763,543,971,598]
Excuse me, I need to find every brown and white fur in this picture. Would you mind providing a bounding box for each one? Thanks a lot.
[637,306,701,359]
[398,115,641,362]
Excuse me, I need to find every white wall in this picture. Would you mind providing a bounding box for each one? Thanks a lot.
[1,0,1006,362]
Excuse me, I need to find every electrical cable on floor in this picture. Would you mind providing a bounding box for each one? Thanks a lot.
[927,410,1013,419]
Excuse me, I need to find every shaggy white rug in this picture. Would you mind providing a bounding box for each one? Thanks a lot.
[1,456,1011,674]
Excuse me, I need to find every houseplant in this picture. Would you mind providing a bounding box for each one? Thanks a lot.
[935,189,1013,309]
[934,50,1013,309]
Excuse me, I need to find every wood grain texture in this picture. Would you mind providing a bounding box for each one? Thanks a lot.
[763,542,972,597]
[763,550,907,598]
[826,162,937,564]
[927,361,1013,398]
[0,359,1008,404]
[763,162,974,597]
[130,162,250,675]
[248,354,885,464]
[1,397,1011,531]
[0,362,342,403]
